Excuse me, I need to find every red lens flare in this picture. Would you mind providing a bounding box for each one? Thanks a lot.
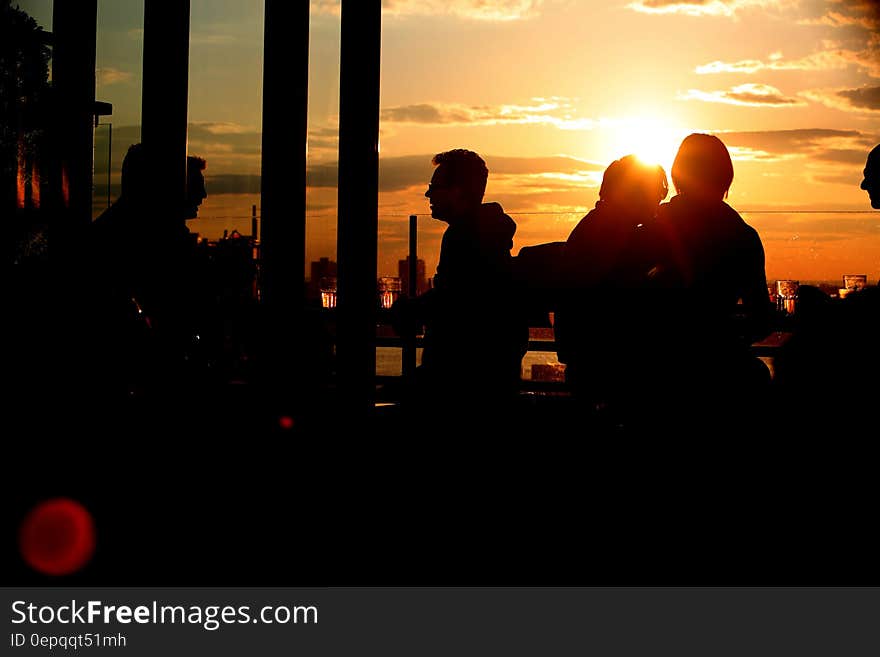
[19,499,96,576]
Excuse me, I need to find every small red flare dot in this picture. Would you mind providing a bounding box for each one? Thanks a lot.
[278,416,295,430]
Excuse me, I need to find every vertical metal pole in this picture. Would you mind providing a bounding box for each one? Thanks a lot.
[260,0,309,412]
[141,0,190,223]
[51,1,97,230]
[261,0,308,314]
[107,123,112,208]
[337,0,381,416]
[402,214,417,379]
[251,203,258,241]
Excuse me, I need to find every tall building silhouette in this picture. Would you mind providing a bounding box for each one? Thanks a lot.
[310,256,337,283]
[308,256,337,299]
[398,256,427,296]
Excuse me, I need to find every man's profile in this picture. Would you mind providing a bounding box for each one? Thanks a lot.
[861,144,879,209]
[395,149,527,412]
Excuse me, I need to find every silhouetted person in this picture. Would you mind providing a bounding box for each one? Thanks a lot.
[84,144,209,396]
[555,155,669,413]
[394,149,527,417]
[647,134,771,426]
[861,144,880,209]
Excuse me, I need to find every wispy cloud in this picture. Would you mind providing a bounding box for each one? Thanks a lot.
[193,122,257,135]
[832,32,880,78]
[311,0,544,21]
[626,0,783,18]
[715,128,876,164]
[309,154,601,192]
[695,49,848,74]
[384,0,543,21]
[96,67,133,86]
[797,0,880,30]
[679,83,805,106]
[813,148,876,165]
[836,85,880,110]
[380,98,595,130]
[802,85,880,112]
[726,146,793,162]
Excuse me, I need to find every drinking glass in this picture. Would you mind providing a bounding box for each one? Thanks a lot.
[320,276,337,309]
[377,276,402,309]
[776,280,799,316]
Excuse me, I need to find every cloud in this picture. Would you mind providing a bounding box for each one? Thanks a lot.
[679,83,805,106]
[307,154,602,192]
[802,85,880,112]
[726,146,792,162]
[485,155,605,175]
[714,128,878,165]
[812,173,865,186]
[626,0,780,17]
[201,174,262,195]
[695,50,849,74]
[837,85,880,110]
[308,127,339,153]
[797,0,880,30]
[380,99,595,130]
[384,0,543,20]
[311,0,544,21]
[716,128,869,153]
[813,148,875,165]
[96,67,133,86]
[832,32,880,77]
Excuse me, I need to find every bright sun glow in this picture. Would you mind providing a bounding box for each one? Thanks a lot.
[601,115,688,179]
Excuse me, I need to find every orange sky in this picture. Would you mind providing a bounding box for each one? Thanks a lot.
[81,0,880,282]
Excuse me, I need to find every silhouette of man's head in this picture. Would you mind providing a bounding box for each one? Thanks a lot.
[861,144,880,209]
[671,133,734,201]
[599,154,668,216]
[425,149,488,221]
[119,143,207,218]
[185,155,207,220]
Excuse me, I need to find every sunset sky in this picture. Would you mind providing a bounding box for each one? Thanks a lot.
[25,0,880,281]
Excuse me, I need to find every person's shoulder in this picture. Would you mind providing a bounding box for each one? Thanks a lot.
[565,207,598,243]
[475,202,516,244]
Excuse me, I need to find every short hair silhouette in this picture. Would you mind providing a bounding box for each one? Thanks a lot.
[185,154,208,219]
[118,143,206,217]
[671,133,734,199]
[599,154,668,206]
[431,149,488,205]
[188,155,206,173]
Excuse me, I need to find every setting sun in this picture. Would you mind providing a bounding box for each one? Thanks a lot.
[601,115,689,178]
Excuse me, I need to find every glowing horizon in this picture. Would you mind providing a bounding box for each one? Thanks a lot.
[85,0,880,281]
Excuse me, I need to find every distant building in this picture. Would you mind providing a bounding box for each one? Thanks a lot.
[398,256,427,296]
[311,256,337,283]
[308,256,337,299]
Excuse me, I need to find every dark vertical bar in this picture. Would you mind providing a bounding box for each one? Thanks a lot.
[260,0,309,414]
[51,1,97,229]
[107,123,112,209]
[402,214,417,379]
[261,0,308,315]
[337,0,381,415]
[251,203,258,241]
[141,0,190,223]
